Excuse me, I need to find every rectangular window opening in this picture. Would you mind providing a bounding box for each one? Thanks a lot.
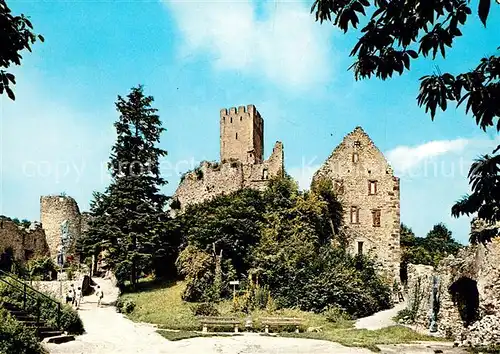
[372,209,381,227]
[352,152,359,163]
[357,241,364,255]
[369,180,377,195]
[350,206,359,224]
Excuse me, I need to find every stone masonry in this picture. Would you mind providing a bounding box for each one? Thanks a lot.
[406,219,500,345]
[1,195,88,264]
[40,195,84,258]
[173,105,284,210]
[311,126,401,281]
[0,218,50,262]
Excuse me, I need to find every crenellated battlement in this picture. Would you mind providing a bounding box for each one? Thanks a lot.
[220,104,263,164]
[220,104,257,117]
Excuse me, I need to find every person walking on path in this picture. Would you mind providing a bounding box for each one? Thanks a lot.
[65,284,74,306]
[75,286,83,309]
[90,284,104,307]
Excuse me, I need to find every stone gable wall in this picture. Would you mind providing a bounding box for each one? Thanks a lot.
[312,126,401,281]
[0,219,49,262]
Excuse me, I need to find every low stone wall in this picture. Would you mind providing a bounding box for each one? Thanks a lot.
[30,279,84,302]
[407,238,500,345]
[406,263,433,330]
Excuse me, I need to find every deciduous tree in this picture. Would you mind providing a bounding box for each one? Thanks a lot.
[311,0,499,243]
[0,0,43,100]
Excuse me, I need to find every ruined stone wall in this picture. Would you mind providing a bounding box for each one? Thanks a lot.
[174,161,245,210]
[40,196,82,258]
[0,219,49,262]
[174,141,284,210]
[406,263,435,330]
[174,105,283,211]
[243,141,284,186]
[408,238,500,344]
[311,126,401,281]
[220,105,264,164]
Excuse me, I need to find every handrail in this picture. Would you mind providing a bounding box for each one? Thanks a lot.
[0,269,61,329]
[0,269,59,305]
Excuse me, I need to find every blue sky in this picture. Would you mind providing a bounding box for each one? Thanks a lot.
[0,0,499,244]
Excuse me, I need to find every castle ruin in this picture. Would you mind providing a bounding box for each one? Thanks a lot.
[40,195,83,259]
[312,126,401,281]
[173,105,284,210]
[0,195,87,265]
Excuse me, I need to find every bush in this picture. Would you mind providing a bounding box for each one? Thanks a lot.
[116,298,136,314]
[26,257,57,281]
[0,281,84,334]
[0,308,45,354]
[191,302,219,317]
[323,305,352,323]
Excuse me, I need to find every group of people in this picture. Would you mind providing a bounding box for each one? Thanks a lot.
[65,283,104,309]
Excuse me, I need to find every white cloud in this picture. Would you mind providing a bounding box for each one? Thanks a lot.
[386,139,469,173]
[0,71,115,220]
[165,0,333,89]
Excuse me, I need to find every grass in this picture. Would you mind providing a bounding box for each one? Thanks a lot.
[156,330,240,341]
[120,279,445,352]
[281,326,443,352]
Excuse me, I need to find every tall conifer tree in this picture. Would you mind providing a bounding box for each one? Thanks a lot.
[84,85,169,287]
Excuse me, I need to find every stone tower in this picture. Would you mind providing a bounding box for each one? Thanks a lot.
[312,127,401,281]
[40,195,82,258]
[220,105,264,164]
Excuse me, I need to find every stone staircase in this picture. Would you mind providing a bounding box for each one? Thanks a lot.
[3,301,76,344]
[2,301,71,341]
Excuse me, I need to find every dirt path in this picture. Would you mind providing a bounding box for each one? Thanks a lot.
[355,301,407,330]
[44,279,463,354]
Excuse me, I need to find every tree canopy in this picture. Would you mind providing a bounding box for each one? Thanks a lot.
[176,174,392,317]
[0,0,44,100]
[399,222,462,282]
[311,0,499,243]
[80,86,175,287]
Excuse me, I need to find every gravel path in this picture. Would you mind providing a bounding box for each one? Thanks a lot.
[355,301,408,330]
[43,278,372,354]
[44,279,463,354]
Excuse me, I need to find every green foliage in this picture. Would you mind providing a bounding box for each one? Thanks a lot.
[0,308,45,354]
[452,155,500,244]
[322,304,352,323]
[178,188,266,276]
[177,174,391,318]
[0,0,44,101]
[191,302,219,317]
[175,245,222,302]
[79,85,177,287]
[116,298,136,314]
[26,257,56,281]
[311,0,499,239]
[400,223,462,282]
[0,281,84,334]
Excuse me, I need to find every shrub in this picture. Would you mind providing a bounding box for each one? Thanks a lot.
[323,305,352,323]
[26,257,57,281]
[0,281,84,335]
[191,302,219,317]
[0,308,45,354]
[254,286,270,310]
[116,298,136,314]
[394,308,416,324]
